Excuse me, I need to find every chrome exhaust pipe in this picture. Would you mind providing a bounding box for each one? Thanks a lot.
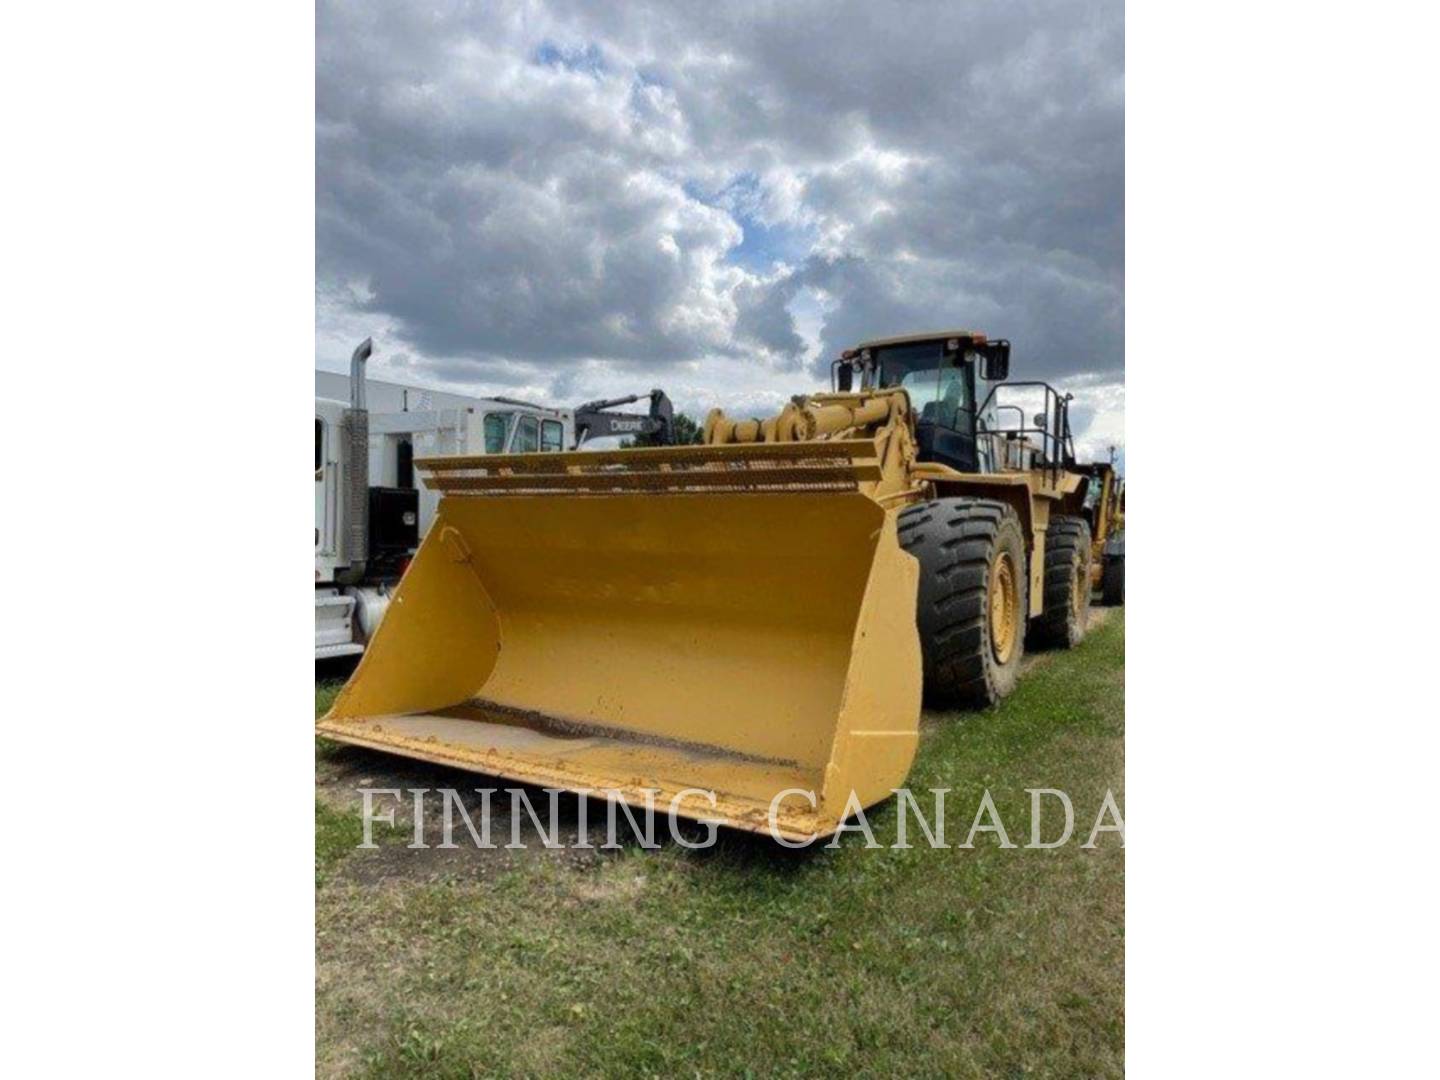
[342,338,372,580]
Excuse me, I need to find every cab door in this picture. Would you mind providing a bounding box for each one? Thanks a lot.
[912,355,980,472]
[512,414,541,452]
[315,416,330,554]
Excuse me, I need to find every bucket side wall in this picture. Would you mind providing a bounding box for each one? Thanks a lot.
[324,520,503,720]
[819,509,923,819]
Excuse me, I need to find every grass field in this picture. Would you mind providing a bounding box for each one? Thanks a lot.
[315,612,1124,1078]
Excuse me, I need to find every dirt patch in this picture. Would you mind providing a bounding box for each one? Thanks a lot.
[334,837,601,886]
[1019,604,1115,675]
[569,868,650,903]
[1087,605,1116,631]
[318,744,618,884]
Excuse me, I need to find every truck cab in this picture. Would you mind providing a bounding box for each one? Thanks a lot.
[315,369,578,660]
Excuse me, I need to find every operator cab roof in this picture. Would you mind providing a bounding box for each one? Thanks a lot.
[854,330,988,350]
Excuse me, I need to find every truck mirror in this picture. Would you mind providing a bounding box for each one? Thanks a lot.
[981,344,1010,381]
[836,362,853,392]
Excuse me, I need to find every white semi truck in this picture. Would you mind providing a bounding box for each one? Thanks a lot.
[315,340,674,659]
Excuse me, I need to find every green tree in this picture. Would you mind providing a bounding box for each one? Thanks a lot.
[624,412,704,447]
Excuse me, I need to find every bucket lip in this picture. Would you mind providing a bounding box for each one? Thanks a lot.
[316,715,847,842]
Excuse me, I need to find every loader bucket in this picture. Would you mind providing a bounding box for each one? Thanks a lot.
[317,441,922,842]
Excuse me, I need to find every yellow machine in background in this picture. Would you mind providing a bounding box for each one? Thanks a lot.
[1075,456,1125,603]
[319,331,1105,839]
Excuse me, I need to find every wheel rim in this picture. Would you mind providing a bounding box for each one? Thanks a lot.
[989,551,1019,664]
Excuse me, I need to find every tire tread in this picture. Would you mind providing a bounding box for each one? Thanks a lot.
[898,497,1027,708]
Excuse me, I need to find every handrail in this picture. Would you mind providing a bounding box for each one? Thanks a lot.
[973,380,1075,486]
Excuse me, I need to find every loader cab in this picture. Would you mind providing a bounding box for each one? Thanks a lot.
[841,332,1011,473]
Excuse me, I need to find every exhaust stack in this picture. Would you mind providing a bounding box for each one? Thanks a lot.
[342,338,373,581]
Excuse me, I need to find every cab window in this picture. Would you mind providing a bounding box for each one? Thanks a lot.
[877,342,970,429]
[483,413,512,453]
[314,418,324,473]
[514,414,540,453]
[541,419,564,452]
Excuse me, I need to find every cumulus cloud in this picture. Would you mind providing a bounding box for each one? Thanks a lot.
[318,0,1123,451]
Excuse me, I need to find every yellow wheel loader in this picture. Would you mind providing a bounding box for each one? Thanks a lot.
[318,331,1100,841]
[1071,454,1124,604]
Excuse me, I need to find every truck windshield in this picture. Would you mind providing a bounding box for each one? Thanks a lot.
[876,342,969,427]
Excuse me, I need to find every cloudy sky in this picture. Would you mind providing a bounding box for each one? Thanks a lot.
[317,0,1123,458]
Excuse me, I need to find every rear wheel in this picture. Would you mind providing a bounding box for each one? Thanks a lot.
[1031,515,1093,648]
[898,498,1028,708]
[1101,553,1124,606]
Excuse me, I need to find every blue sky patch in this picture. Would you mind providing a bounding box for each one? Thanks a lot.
[687,173,816,272]
[533,41,606,76]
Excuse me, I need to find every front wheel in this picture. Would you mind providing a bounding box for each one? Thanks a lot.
[898,498,1028,708]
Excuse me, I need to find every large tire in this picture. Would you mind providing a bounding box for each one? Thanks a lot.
[898,498,1028,708]
[1031,515,1093,648]
[1100,531,1125,606]
[1101,554,1125,606]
